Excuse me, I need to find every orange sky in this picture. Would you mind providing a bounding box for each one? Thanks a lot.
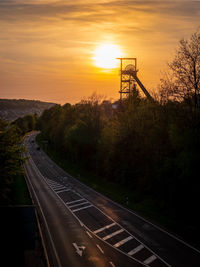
[0,0,200,104]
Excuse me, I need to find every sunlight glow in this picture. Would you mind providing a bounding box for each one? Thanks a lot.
[93,44,123,69]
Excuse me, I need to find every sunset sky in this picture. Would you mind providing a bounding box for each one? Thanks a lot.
[0,0,200,104]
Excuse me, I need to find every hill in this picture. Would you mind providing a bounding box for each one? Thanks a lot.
[0,99,56,121]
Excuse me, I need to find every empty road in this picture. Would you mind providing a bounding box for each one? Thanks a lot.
[23,133,200,267]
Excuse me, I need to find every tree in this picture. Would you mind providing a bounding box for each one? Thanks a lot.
[0,124,24,204]
[159,31,200,107]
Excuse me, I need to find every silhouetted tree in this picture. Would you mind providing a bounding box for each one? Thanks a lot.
[159,31,200,108]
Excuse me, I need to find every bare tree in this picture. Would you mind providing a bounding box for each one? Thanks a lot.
[159,31,200,107]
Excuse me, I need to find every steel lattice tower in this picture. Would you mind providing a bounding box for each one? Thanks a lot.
[117,58,152,100]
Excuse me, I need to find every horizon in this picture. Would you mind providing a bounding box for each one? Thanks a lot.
[1,1,200,104]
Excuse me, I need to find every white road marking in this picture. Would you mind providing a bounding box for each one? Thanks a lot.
[72,243,85,257]
[47,181,59,185]
[109,262,116,267]
[114,236,133,248]
[49,183,60,187]
[54,187,67,191]
[93,222,116,234]
[68,201,89,209]
[86,231,93,238]
[66,199,85,205]
[72,204,93,212]
[143,255,157,265]
[51,185,65,188]
[52,186,66,190]
[79,220,83,227]
[128,244,144,256]
[56,189,71,194]
[50,184,62,188]
[103,229,124,241]
[96,244,104,254]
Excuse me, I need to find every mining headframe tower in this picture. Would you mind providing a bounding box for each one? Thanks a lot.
[117,58,152,100]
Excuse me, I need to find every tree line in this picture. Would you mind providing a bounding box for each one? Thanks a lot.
[38,31,200,241]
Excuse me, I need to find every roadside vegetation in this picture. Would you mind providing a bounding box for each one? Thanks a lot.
[0,115,47,267]
[37,31,200,247]
[0,114,37,205]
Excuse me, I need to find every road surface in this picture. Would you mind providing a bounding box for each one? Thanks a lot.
[23,133,200,267]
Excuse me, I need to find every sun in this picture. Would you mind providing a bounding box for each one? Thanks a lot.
[93,43,123,69]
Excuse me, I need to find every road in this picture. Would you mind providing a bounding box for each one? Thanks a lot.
[23,133,200,267]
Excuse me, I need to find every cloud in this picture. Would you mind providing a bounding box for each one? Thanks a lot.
[1,1,200,27]
[1,0,200,103]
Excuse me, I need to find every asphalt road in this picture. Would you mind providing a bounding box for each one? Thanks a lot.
[24,133,200,267]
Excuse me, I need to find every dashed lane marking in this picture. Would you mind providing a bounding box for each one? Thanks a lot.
[86,231,93,238]
[109,261,116,267]
[96,244,104,254]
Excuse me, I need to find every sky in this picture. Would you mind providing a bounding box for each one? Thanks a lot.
[0,0,200,104]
